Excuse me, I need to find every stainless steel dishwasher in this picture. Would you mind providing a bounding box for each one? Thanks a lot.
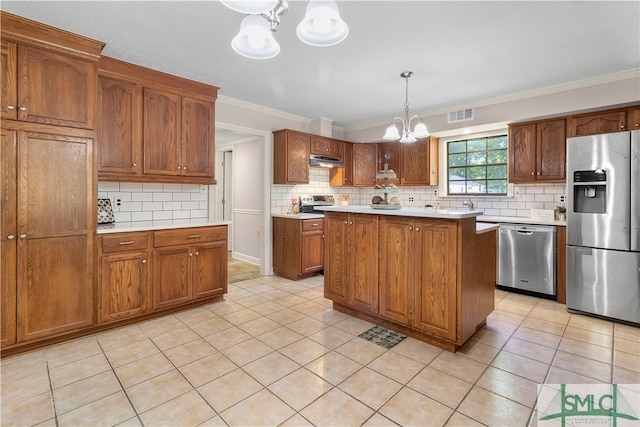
[498,224,556,297]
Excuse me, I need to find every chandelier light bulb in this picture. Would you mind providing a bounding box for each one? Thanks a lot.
[231,14,280,59]
[297,0,349,46]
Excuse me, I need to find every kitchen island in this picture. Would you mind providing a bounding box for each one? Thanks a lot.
[316,205,498,352]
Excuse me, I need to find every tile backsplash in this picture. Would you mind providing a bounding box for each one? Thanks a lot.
[271,168,566,217]
[98,182,209,222]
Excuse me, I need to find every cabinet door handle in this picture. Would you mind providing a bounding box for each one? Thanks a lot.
[119,241,134,245]
[141,259,147,264]
[189,235,200,239]
[183,166,187,170]
[7,235,15,240]
[620,125,625,130]
[189,252,193,257]
[177,166,182,170]
[195,251,199,256]
[132,162,137,167]
[349,221,353,225]
[537,172,541,175]
[19,234,27,239]
[344,220,348,224]
[531,172,535,175]
[311,223,319,227]
[408,226,413,231]
[415,227,420,232]
[19,106,27,111]
[6,105,15,110]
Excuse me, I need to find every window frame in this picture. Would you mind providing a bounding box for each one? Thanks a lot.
[438,129,511,198]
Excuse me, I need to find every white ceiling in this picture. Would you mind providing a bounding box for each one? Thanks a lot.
[2,1,639,131]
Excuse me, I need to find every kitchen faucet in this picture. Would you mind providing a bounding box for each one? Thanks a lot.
[463,200,474,210]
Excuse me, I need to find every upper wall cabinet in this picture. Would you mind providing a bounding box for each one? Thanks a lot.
[567,107,636,138]
[509,119,566,183]
[273,129,310,184]
[310,135,344,160]
[1,13,103,129]
[377,138,438,186]
[97,57,218,184]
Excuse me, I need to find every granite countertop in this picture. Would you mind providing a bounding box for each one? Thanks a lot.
[477,215,566,226]
[272,213,325,220]
[97,218,230,234]
[316,205,483,219]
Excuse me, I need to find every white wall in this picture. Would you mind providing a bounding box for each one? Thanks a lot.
[231,138,263,264]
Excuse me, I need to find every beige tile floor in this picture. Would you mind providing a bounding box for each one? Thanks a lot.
[1,274,639,427]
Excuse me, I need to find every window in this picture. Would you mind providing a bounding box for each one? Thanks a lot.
[447,134,508,195]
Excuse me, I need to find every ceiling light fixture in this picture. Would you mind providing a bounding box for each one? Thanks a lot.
[223,0,348,59]
[383,71,429,143]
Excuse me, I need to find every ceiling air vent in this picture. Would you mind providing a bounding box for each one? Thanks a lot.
[448,108,474,123]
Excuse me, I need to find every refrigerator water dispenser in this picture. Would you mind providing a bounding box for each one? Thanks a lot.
[572,170,607,214]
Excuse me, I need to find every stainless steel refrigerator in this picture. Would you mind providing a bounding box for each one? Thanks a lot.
[566,130,640,325]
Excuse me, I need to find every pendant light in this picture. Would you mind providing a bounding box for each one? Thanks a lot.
[383,71,429,143]
[223,0,348,59]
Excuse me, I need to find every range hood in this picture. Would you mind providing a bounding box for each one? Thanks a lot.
[309,154,345,168]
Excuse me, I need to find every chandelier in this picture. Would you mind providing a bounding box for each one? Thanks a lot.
[383,71,430,143]
[221,0,349,59]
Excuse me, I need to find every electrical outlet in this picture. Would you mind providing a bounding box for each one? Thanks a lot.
[200,185,208,194]
[434,188,438,196]
[560,195,566,203]
[116,198,122,206]
[408,197,414,202]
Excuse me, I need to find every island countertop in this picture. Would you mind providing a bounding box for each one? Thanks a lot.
[316,205,482,219]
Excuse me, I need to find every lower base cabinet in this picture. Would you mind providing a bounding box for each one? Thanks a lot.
[99,226,227,323]
[153,226,228,310]
[324,212,379,314]
[325,212,496,351]
[273,217,324,280]
[100,232,151,324]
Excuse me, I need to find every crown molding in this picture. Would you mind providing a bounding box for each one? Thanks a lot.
[217,94,311,124]
[345,68,640,133]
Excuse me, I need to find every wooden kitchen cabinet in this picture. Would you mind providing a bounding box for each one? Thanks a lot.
[324,212,379,314]
[4,125,96,343]
[331,142,378,187]
[377,139,436,186]
[273,217,324,280]
[152,226,227,310]
[509,119,566,183]
[378,216,457,341]
[567,109,627,137]
[1,13,103,128]
[273,129,310,184]
[329,142,353,186]
[310,135,343,159]
[97,56,218,184]
[630,107,640,130]
[99,232,151,324]
[1,128,17,347]
[97,75,142,176]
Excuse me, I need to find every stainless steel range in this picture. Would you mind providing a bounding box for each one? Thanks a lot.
[299,194,335,214]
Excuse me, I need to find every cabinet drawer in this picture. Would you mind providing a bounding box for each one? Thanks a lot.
[302,219,324,231]
[102,232,149,253]
[154,226,226,248]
